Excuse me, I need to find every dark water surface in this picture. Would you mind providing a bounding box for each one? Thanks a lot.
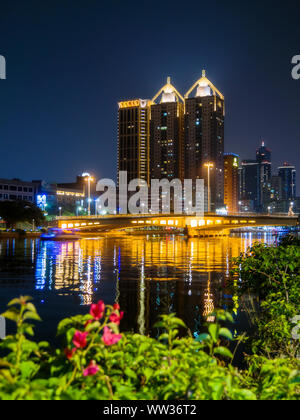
[0,233,276,342]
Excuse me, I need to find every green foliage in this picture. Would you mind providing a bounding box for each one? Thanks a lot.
[232,240,300,358]
[0,201,45,229]
[0,297,299,400]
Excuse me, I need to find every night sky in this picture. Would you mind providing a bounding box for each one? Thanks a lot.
[1,0,299,190]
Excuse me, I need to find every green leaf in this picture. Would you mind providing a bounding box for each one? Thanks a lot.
[219,328,233,341]
[23,312,41,322]
[1,309,19,323]
[213,346,233,359]
[195,333,210,342]
[208,324,219,343]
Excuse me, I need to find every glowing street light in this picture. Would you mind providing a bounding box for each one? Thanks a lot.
[204,162,214,212]
[58,207,62,217]
[82,173,95,216]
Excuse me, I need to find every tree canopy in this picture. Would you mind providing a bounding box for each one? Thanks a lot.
[0,200,45,229]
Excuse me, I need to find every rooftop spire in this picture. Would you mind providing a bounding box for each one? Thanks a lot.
[202,69,206,77]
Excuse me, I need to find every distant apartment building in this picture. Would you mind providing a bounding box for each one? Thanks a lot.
[224,154,239,213]
[240,160,260,212]
[278,163,296,201]
[0,178,35,202]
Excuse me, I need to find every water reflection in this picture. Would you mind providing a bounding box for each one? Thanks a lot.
[0,233,277,338]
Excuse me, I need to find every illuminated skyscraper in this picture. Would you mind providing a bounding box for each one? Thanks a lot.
[118,99,151,184]
[278,163,296,200]
[150,77,184,181]
[240,160,260,212]
[224,153,239,213]
[184,71,225,211]
[256,141,272,211]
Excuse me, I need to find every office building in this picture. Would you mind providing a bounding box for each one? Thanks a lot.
[0,178,36,202]
[150,77,184,181]
[224,154,239,213]
[184,71,225,210]
[278,163,296,201]
[240,160,260,211]
[118,99,151,185]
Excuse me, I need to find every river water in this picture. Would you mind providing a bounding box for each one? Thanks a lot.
[0,232,278,342]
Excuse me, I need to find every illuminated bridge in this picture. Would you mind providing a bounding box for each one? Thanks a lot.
[55,214,299,237]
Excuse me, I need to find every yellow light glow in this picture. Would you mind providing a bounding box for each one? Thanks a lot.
[160,220,167,225]
[191,220,197,227]
[62,224,67,229]
[118,100,140,109]
[206,220,213,225]
[168,220,174,225]
[68,223,74,228]
[198,220,205,226]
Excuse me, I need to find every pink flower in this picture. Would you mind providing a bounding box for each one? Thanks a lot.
[83,361,100,377]
[64,347,76,360]
[102,326,122,346]
[90,300,105,320]
[113,303,120,311]
[73,331,88,349]
[109,311,124,326]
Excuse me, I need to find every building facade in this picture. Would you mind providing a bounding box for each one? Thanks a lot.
[184,71,225,211]
[256,141,272,211]
[118,99,151,185]
[224,154,239,213]
[117,72,225,212]
[0,178,36,202]
[240,160,260,212]
[278,163,296,201]
[150,78,184,181]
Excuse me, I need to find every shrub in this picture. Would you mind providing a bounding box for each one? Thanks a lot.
[0,296,299,400]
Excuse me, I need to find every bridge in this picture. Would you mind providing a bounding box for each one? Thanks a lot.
[55,213,299,237]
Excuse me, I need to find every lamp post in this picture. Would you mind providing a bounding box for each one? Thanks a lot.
[83,174,94,216]
[204,162,214,213]
[59,207,62,217]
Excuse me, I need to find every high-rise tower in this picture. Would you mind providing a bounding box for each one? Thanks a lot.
[118,99,151,184]
[150,77,184,181]
[256,141,272,211]
[278,163,296,201]
[224,153,239,213]
[184,71,225,211]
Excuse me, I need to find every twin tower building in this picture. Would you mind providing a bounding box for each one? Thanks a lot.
[117,71,225,211]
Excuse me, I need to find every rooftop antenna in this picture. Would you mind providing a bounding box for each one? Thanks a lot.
[202,69,206,77]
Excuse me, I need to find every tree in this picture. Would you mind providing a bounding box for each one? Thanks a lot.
[0,200,45,229]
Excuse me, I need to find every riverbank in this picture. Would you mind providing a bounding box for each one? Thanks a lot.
[0,231,41,239]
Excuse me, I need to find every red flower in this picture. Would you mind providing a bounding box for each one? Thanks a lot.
[102,326,122,346]
[73,331,88,349]
[64,348,76,360]
[90,300,105,320]
[113,303,120,311]
[109,311,124,326]
[83,361,100,377]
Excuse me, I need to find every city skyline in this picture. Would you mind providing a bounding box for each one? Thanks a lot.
[0,0,300,187]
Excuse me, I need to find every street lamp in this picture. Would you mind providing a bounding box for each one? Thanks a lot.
[58,207,62,217]
[204,162,214,213]
[83,173,95,216]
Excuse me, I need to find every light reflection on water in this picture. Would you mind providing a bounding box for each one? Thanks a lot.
[0,233,277,340]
